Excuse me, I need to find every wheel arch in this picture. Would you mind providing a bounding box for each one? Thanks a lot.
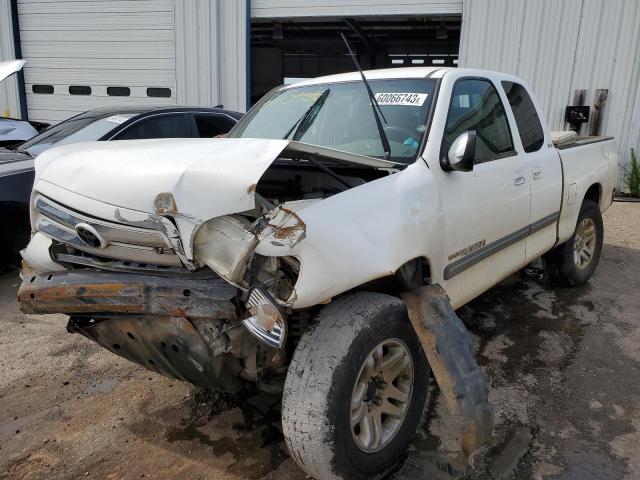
[323,256,433,301]
[583,182,602,208]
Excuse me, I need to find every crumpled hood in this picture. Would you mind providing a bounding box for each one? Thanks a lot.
[34,138,290,221]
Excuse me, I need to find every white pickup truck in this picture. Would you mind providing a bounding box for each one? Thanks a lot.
[19,67,618,480]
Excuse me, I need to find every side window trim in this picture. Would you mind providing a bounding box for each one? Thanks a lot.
[109,111,239,140]
[111,113,164,140]
[111,113,192,140]
[207,113,232,135]
[186,113,199,137]
[440,76,517,166]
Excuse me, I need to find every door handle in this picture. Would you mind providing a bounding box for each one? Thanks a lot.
[513,174,526,186]
[533,166,543,180]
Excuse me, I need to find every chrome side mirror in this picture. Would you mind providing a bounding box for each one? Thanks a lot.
[443,131,476,172]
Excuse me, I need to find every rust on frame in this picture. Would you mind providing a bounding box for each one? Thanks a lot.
[19,270,237,320]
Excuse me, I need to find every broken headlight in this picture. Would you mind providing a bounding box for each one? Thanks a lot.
[243,286,287,348]
[246,254,300,303]
[193,215,258,284]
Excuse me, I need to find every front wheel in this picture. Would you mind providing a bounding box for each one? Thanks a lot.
[543,200,604,285]
[282,292,429,480]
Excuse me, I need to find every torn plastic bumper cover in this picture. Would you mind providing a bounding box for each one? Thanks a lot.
[18,270,245,391]
[402,285,494,460]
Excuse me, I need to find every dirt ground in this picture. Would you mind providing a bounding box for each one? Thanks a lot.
[1,202,639,480]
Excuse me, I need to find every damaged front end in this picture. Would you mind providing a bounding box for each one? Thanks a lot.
[18,269,254,391]
[185,141,397,348]
[18,210,299,390]
[192,203,306,349]
[20,137,392,389]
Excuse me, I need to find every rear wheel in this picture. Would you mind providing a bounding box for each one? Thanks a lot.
[282,292,429,480]
[543,200,603,285]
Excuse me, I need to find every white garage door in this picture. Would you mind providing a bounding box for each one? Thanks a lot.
[18,0,177,124]
[251,0,463,18]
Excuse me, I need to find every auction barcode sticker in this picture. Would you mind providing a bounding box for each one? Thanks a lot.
[374,93,428,106]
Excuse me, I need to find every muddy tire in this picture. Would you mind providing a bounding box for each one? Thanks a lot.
[282,292,429,480]
[543,200,603,286]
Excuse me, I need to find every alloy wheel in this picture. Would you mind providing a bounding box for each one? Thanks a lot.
[573,217,597,270]
[350,338,414,453]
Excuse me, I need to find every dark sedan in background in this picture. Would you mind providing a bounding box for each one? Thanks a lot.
[0,106,243,266]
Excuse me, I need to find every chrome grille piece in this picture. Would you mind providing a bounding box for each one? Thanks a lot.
[34,195,182,267]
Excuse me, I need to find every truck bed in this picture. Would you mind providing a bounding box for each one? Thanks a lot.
[555,136,618,244]
[556,135,615,150]
[550,129,614,150]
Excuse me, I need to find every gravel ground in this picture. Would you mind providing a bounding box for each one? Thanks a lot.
[1,202,639,480]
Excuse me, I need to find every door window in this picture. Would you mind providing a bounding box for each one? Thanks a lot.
[194,114,236,137]
[117,114,194,140]
[443,79,515,163]
[502,81,545,153]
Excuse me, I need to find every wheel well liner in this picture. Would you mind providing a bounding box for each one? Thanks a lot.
[584,183,601,207]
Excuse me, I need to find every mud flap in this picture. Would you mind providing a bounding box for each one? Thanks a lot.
[402,285,494,460]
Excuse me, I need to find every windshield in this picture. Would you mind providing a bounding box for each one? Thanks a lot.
[230,78,437,164]
[17,112,136,156]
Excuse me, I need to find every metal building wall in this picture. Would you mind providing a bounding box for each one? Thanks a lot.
[0,0,21,118]
[174,1,219,106]
[251,0,463,17]
[571,0,640,186]
[175,0,248,112]
[219,0,248,112]
[4,0,248,123]
[17,0,178,124]
[459,0,640,188]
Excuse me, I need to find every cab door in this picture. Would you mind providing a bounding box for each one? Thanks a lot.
[436,77,531,308]
[501,81,562,261]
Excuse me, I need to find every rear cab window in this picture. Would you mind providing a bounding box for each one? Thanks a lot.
[502,81,545,153]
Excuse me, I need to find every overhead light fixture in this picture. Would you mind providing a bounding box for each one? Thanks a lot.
[436,22,448,40]
[273,22,284,40]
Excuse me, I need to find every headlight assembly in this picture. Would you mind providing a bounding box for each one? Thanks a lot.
[193,215,258,284]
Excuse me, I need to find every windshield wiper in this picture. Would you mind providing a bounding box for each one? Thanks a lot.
[340,32,391,160]
[282,88,331,140]
[13,144,32,157]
